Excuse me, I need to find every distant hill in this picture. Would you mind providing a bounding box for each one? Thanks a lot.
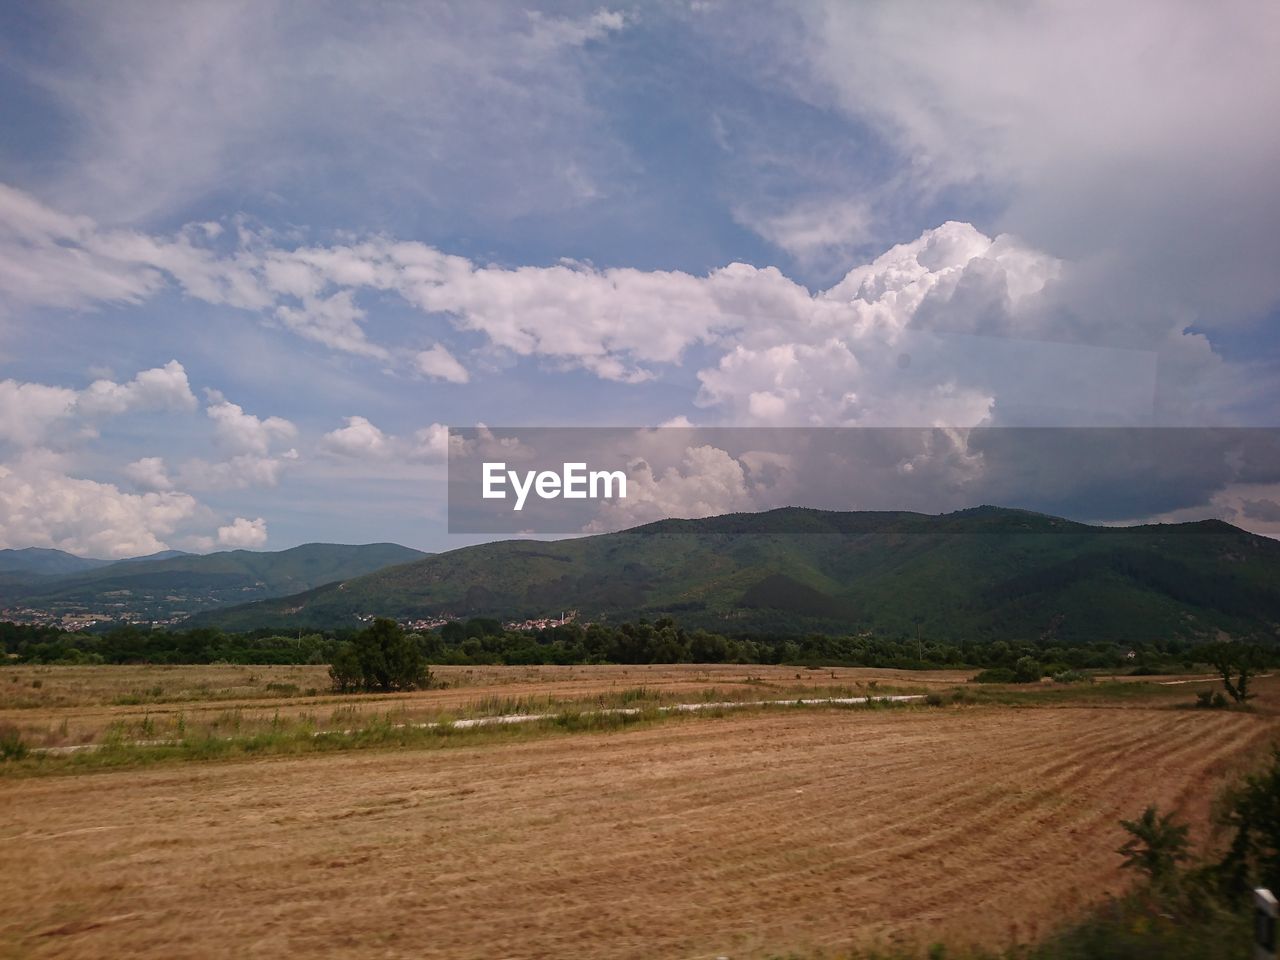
[116,550,190,564]
[0,547,110,577]
[1,543,428,621]
[188,506,1280,643]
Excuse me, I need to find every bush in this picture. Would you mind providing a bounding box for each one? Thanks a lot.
[1218,746,1280,892]
[1194,689,1229,709]
[1118,805,1190,885]
[1053,669,1088,684]
[0,723,28,761]
[973,667,1015,683]
[924,691,945,707]
[1013,656,1044,683]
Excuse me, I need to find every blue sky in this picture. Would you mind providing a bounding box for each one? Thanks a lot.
[1,0,1279,557]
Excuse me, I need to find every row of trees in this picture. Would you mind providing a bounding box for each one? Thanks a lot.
[1,618,1271,679]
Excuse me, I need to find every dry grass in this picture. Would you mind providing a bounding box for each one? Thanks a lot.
[0,677,1275,959]
[0,663,975,749]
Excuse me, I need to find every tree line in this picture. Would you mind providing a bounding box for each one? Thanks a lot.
[2,616,1272,678]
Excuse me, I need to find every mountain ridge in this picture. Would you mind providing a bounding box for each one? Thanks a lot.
[1,542,430,622]
[186,507,1280,642]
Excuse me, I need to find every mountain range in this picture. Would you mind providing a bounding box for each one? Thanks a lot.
[0,543,428,622]
[186,507,1280,643]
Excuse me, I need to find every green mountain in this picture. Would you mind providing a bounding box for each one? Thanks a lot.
[0,547,110,576]
[189,507,1280,643]
[2,543,428,622]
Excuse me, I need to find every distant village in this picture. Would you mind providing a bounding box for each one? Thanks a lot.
[364,611,582,633]
[7,605,585,634]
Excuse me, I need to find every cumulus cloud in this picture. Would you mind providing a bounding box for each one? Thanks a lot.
[321,416,392,459]
[585,444,756,530]
[205,397,297,455]
[0,451,199,558]
[77,360,198,416]
[413,423,451,461]
[216,516,268,548]
[321,416,454,465]
[0,362,197,447]
[124,456,173,491]
[0,379,79,446]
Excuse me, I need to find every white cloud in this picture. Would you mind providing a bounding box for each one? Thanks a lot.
[124,456,173,491]
[416,343,470,383]
[412,423,451,461]
[320,416,455,466]
[0,186,1234,427]
[321,416,392,459]
[77,360,198,416]
[205,398,297,455]
[585,444,756,531]
[0,362,197,447]
[0,183,166,310]
[0,451,199,559]
[0,380,79,446]
[216,516,268,548]
[274,291,389,359]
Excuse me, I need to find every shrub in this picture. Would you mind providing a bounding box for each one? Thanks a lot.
[1195,689,1229,709]
[1013,656,1044,683]
[924,691,945,707]
[1053,669,1088,683]
[1218,746,1280,893]
[0,723,28,761]
[1118,805,1190,885]
[974,667,1015,683]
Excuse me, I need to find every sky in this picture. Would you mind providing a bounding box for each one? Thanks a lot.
[1,0,1279,557]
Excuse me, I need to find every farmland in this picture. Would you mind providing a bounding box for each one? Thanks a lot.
[0,665,1276,959]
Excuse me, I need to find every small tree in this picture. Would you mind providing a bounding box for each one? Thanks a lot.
[1203,641,1259,704]
[329,642,362,693]
[1119,805,1190,885]
[330,619,431,693]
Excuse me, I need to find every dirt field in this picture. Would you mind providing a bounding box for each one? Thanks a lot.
[1,688,1274,960]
